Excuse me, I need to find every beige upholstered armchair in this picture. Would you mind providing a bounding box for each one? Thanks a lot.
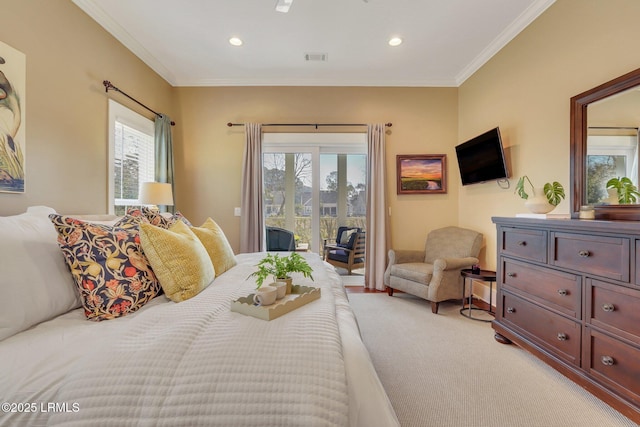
[384,226,483,314]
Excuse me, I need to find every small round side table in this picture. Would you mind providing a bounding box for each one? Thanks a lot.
[460,268,496,322]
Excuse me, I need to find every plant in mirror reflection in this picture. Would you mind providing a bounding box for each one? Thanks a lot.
[606,177,640,204]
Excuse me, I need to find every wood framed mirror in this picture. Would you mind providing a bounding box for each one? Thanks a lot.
[570,67,640,220]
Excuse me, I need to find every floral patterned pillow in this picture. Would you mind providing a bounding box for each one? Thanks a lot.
[126,207,192,229]
[49,214,161,321]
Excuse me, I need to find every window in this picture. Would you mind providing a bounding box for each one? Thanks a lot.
[108,100,155,215]
[262,133,366,253]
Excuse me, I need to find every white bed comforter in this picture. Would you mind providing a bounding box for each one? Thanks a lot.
[0,253,399,427]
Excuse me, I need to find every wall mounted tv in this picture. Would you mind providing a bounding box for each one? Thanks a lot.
[455,127,509,186]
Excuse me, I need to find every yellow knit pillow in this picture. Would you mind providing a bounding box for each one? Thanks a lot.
[139,221,215,302]
[190,218,237,276]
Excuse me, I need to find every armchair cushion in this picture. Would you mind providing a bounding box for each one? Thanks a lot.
[424,226,482,264]
[339,228,358,245]
[335,226,361,249]
[433,257,481,271]
[389,263,434,285]
[327,248,365,264]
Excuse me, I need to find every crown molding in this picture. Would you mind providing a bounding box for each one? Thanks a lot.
[455,0,556,86]
[174,77,458,88]
[74,0,553,88]
[72,0,177,85]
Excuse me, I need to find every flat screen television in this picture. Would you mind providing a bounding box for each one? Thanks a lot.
[455,127,509,186]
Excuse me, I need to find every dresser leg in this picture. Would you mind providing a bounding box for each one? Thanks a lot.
[494,332,512,344]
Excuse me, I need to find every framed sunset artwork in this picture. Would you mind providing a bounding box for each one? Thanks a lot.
[396,154,447,194]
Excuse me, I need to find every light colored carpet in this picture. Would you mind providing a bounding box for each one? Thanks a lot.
[334,267,365,286]
[348,293,638,427]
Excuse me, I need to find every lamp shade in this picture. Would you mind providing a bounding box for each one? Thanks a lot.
[139,182,174,206]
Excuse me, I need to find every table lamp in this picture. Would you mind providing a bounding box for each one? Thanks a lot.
[139,182,174,210]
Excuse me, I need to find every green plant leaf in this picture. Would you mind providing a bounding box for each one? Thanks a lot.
[247,252,314,289]
[515,176,530,200]
[543,181,566,206]
[605,177,640,204]
[606,177,621,190]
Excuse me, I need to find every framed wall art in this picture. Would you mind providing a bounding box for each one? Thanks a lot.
[396,154,447,194]
[0,41,26,193]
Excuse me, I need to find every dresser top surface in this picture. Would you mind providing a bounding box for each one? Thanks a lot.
[492,216,640,234]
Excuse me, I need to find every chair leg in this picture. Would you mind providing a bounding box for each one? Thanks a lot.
[431,301,439,314]
[387,287,394,296]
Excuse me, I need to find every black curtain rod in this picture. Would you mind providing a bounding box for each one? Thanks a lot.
[103,80,175,126]
[227,122,392,129]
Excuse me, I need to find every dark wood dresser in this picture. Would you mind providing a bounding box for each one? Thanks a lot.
[492,217,640,423]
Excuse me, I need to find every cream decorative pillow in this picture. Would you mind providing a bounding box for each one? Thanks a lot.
[340,228,358,245]
[139,221,215,302]
[190,218,237,276]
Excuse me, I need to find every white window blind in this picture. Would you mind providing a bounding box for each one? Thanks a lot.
[108,100,155,215]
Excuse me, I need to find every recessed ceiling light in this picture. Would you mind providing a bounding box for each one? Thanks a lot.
[275,0,293,13]
[229,37,243,46]
[388,37,403,47]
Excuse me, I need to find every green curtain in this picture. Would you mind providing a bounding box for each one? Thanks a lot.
[154,114,175,213]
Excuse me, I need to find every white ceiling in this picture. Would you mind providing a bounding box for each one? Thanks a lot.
[72,0,555,87]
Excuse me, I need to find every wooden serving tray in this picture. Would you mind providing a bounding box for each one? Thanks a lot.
[230,285,321,320]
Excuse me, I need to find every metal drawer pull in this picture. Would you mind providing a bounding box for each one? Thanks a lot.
[602,304,615,312]
[601,356,615,366]
[557,333,567,341]
[578,250,590,257]
[506,307,515,314]
[557,289,568,296]
[507,272,516,277]
[517,241,527,246]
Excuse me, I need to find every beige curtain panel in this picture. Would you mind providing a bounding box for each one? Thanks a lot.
[365,123,390,290]
[240,123,264,253]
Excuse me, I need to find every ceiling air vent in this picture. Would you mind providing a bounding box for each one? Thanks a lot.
[304,53,328,62]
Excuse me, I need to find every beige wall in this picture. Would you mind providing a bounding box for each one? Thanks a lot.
[6,0,640,266]
[458,0,640,270]
[0,0,174,215]
[174,86,458,253]
[0,1,460,256]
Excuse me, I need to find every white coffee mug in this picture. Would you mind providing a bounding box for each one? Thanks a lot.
[253,285,277,306]
[274,281,287,300]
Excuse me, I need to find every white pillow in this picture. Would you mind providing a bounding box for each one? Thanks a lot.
[340,229,358,245]
[0,206,80,341]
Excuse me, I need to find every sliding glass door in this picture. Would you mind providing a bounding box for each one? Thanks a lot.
[319,153,366,250]
[262,133,366,254]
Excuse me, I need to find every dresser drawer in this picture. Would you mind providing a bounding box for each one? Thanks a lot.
[586,279,640,342]
[551,232,630,282]
[501,292,580,365]
[500,227,547,263]
[635,240,640,285]
[584,329,640,406]
[502,259,581,318]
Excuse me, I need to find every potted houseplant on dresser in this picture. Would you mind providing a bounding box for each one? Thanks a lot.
[515,175,565,214]
[248,252,314,294]
[606,177,640,204]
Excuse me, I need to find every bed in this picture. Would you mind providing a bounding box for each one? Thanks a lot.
[0,207,399,426]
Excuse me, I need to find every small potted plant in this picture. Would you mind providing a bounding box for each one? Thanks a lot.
[515,175,565,214]
[606,177,640,204]
[248,252,314,293]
